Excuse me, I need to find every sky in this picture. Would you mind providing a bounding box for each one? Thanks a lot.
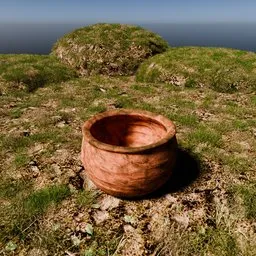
[1,0,256,24]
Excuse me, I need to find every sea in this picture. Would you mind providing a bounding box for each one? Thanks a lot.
[0,23,256,54]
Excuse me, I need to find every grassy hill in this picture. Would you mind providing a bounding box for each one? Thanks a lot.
[0,48,255,255]
[136,47,256,93]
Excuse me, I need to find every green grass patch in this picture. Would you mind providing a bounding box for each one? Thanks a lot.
[136,47,256,93]
[172,113,199,127]
[14,152,30,167]
[9,108,23,118]
[232,120,249,131]
[1,130,68,153]
[0,184,70,242]
[0,54,77,92]
[24,185,70,215]
[187,126,223,148]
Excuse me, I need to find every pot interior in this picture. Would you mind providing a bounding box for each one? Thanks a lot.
[90,114,167,147]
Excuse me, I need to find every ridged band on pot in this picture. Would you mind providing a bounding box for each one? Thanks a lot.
[81,109,177,198]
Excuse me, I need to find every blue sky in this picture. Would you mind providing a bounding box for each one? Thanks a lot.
[1,0,256,24]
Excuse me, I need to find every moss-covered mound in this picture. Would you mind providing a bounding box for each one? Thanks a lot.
[0,54,77,92]
[51,23,169,76]
[136,47,256,93]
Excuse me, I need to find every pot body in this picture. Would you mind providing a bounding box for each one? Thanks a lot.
[81,109,177,198]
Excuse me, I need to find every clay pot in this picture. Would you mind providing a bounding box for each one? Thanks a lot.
[81,109,177,198]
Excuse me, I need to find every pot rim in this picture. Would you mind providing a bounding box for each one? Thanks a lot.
[82,109,176,153]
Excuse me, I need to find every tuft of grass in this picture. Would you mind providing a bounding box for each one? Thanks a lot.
[0,54,77,92]
[231,183,256,219]
[77,190,100,207]
[14,152,30,167]
[52,23,169,76]
[187,125,223,148]
[9,108,23,118]
[172,113,199,127]
[24,185,71,215]
[136,47,256,93]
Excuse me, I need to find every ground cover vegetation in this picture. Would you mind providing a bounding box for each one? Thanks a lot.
[0,24,255,255]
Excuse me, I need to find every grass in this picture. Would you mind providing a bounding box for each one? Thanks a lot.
[157,226,239,256]
[231,182,256,219]
[52,23,169,76]
[0,48,255,255]
[24,185,70,215]
[0,183,71,242]
[136,47,256,93]
[187,125,223,148]
[77,190,101,207]
[0,54,77,92]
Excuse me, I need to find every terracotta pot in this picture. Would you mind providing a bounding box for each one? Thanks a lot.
[81,109,177,198]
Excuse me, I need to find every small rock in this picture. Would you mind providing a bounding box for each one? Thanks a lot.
[79,222,87,233]
[100,195,120,211]
[172,214,189,228]
[68,184,77,193]
[99,88,106,92]
[56,121,66,128]
[29,160,37,166]
[31,165,40,177]
[92,210,110,224]
[82,173,97,190]
[74,216,81,223]
[51,115,62,122]
[74,165,84,173]
[78,213,84,219]
[66,228,72,233]
[123,224,135,233]
[165,194,177,204]
[238,141,251,150]
[52,163,62,176]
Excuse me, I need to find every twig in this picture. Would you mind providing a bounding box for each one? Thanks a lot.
[112,235,125,256]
